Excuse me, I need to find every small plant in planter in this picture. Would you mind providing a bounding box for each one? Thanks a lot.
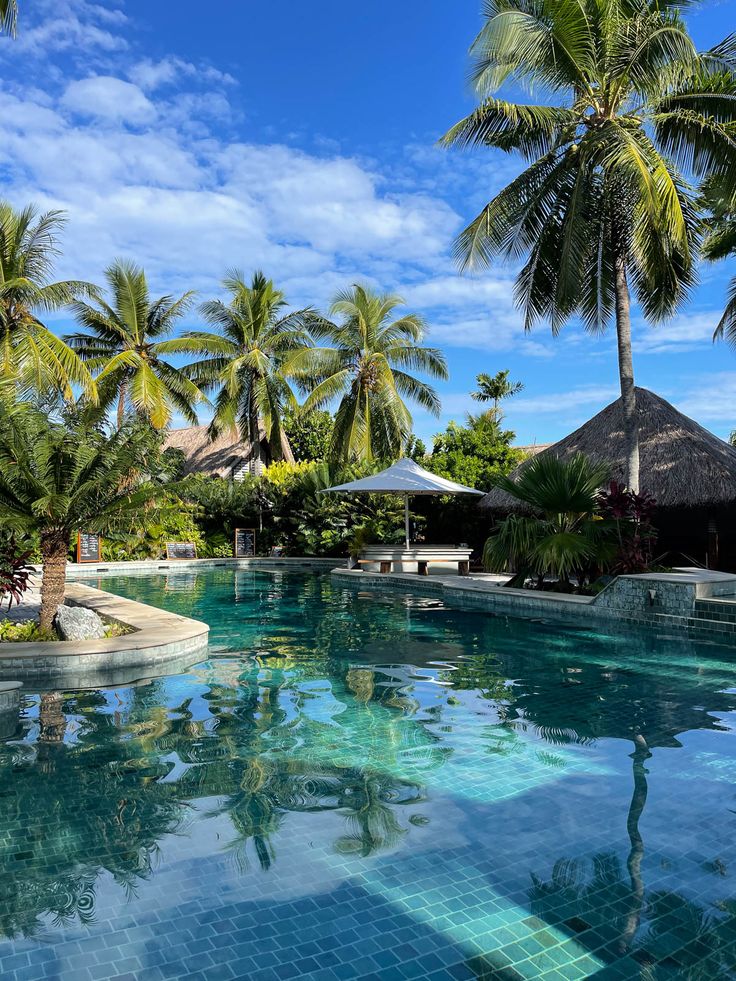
[597,481,657,574]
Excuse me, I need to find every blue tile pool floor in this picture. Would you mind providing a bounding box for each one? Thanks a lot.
[2,569,736,979]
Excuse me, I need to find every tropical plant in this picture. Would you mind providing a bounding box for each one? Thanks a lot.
[442,1,736,492]
[471,370,524,415]
[0,401,173,630]
[65,260,205,429]
[182,270,315,468]
[0,0,17,37]
[0,203,96,401]
[283,407,333,462]
[297,284,448,462]
[428,412,522,490]
[597,480,657,573]
[702,178,736,344]
[483,453,614,588]
[0,534,32,609]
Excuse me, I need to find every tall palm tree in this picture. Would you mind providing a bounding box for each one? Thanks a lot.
[442,0,736,492]
[297,285,448,462]
[0,398,173,630]
[0,0,17,37]
[0,202,96,402]
[65,260,205,429]
[472,369,524,415]
[182,270,315,469]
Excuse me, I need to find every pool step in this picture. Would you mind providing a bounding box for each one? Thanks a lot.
[653,608,736,643]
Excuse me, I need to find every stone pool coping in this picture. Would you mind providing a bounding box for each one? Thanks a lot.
[0,582,209,682]
[67,555,341,577]
[331,566,736,646]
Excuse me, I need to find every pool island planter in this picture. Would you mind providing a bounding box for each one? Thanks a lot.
[0,583,209,684]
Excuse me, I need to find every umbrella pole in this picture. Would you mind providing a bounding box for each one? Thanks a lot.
[404,493,410,548]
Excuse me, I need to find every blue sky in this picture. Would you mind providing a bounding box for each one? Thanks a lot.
[2,0,736,446]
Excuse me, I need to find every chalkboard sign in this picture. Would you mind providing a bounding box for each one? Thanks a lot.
[234,528,256,558]
[165,542,197,560]
[77,532,101,563]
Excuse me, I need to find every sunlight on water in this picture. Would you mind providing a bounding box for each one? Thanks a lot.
[1,569,736,979]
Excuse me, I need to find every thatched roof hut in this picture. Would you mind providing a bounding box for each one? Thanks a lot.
[164,426,260,478]
[483,387,736,511]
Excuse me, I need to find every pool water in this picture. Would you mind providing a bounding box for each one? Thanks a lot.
[2,570,736,980]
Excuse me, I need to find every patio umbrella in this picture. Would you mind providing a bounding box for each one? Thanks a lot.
[321,458,483,548]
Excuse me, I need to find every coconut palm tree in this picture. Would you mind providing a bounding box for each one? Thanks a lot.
[0,202,96,402]
[471,369,524,416]
[182,270,315,469]
[0,398,172,630]
[297,285,448,462]
[65,260,205,430]
[0,0,17,37]
[442,1,736,492]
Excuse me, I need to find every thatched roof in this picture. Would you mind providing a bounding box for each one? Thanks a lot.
[164,426,259,478]
[482,387,736,511]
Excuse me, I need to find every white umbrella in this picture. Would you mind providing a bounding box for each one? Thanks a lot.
[321,457,483,548]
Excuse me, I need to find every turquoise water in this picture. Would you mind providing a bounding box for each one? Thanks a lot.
[2,570,736,980]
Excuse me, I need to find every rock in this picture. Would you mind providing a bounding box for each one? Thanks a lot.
[54,605,106,641]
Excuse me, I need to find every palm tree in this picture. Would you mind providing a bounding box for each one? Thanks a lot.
[702,179,736,344]
[0,398,172,630]
[442,1,736,492]
[297,285,448,462]
[483,453,614,587]
[471,369,524,415]
[0,0,17,37]
[0,202,96,402]
[182,270,315,469]
[65,260,205,430]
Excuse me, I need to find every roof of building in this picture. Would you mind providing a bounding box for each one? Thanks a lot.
[482,387,736,510]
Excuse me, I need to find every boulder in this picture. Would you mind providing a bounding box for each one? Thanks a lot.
[54,604,106,641]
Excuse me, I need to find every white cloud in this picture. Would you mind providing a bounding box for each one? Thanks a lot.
[509,384,619,416]
[635,312,721,354]
[6,0,127,56]
[61,76,156,124]
[128,56,236,92]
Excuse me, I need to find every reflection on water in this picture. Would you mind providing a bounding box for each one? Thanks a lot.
[0,570,736,978]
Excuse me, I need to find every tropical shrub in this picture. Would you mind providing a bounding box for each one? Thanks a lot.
[483,454,615,590]
[427,413,522,490]
[0,535,33,609]
[0,620,57,643]
[597,481,657,574]
[101,502,204,561]
[283,409,333,462]
[0,400,174,629]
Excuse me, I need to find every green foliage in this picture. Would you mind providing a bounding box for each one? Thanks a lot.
[442,3,736,328]
[0,620,57,643]
[298,284,447,462]
[183,270,315,462]
[427,414,522,491]
[405,434,426,461]
[0,202,96,402]
[66,260,205,430]
[471,370,524,415]
[0,401,173,542]
[483,454,616,588]
[283,408,333,462]
[101,501,204,561]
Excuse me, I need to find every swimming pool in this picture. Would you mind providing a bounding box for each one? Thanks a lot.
[2,568,736,979]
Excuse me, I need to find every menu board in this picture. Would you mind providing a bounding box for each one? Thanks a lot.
[77,532,101,563]
[234,528,256,558]
[165,542,197,560]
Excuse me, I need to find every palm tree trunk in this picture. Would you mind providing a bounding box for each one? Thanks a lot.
[613,252,640,493]
[250,405,262,475]
[39,529,69,632]
[117,381,127,429]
